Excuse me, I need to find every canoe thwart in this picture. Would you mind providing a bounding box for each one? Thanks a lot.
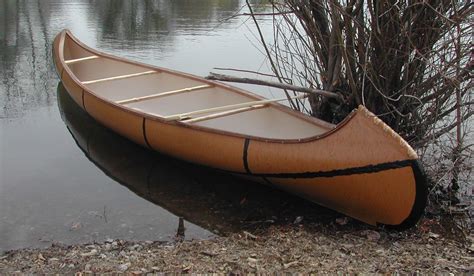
[117,84,212,105]
[82,70,157,85]
[164,94,308,121]
[182,104,266,123]
[65,55,100,64]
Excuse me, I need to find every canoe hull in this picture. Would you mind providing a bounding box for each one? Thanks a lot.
[53,30,427,229]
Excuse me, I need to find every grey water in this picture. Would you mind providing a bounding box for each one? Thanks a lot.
[0,0,336,251]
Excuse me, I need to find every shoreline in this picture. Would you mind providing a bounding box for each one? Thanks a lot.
[2,218,472,273]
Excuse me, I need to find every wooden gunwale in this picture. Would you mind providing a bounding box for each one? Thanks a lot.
[58,30,358,144]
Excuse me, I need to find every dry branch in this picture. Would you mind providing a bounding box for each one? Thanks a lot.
[206,73,343,101]
[242,0,473,201]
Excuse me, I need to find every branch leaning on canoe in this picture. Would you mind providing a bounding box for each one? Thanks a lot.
[206,73,344,102]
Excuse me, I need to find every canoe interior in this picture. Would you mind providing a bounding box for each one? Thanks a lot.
[63,34,332,140]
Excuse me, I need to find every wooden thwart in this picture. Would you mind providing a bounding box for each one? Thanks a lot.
[182,104,266,123]
[82,70,156,85]
[117,84,211,105]
[164,94,308,121]
[65,55,99,64]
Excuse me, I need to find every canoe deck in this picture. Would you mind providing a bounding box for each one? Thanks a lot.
[53,29,427,229]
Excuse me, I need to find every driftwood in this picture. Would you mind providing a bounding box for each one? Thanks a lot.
[206,73,343,101]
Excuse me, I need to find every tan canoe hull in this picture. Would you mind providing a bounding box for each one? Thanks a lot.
[53,30,427,228]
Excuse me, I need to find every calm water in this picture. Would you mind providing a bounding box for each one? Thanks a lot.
[0,0,334,251]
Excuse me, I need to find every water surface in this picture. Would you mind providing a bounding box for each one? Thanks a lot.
[0,0,334,251]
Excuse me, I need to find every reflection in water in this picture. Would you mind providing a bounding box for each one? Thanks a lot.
[58,82,331,235]
[2,0,329,251]
[0,0,57,117]
[0,0,269,118]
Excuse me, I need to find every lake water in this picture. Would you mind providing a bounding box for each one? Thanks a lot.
[0,0,337,251]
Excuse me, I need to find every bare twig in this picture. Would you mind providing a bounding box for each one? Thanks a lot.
[206,73,343,101]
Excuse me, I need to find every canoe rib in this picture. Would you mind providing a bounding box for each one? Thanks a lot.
[82,70,157,85]
[65,55,99,64]
[117,84,212,105]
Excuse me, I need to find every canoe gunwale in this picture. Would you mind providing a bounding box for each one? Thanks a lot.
[56,29,359,144]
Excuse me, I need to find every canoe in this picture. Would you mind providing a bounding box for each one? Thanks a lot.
[52,29,427,229]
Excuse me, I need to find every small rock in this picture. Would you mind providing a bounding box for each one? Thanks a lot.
[429,232,440,239]
[37,253,46,261]
[361,230,381,241]
[84,264,91,271]
[80,249,97,257]
[293,216,304,224]
[70,222,82,231]
[117,262,130,272]
[335,217,349,225]
[375,249,385,254]
[247,257,257,262]
[48,258,59,264]
[128,244,142,251]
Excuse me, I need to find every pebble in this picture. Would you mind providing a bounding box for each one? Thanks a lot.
[80,249,97,257]
[118,262,130,271]
[293,216,304,224]
[48,258,59,264]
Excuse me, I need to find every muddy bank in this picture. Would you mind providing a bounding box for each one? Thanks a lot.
[1,218,472,274]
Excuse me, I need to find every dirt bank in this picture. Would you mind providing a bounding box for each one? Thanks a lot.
[1,217,472,274]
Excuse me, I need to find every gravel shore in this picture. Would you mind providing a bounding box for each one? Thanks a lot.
[1,218,472,274]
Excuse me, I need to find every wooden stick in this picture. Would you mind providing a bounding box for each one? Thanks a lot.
[164,94,308,121]
[65,55,99,64]
[206,73,343,101]
[182,104,266,123]
[82,70,156,85]
[117,84,211,105]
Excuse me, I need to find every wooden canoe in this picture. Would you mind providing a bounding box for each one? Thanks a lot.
[52,29,427,229]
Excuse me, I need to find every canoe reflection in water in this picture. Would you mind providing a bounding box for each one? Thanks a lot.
[57,82,336,236]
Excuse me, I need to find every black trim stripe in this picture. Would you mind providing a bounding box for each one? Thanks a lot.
[81,88,86,110]
[242,138,252,174]
[60,68,64,79]
[384,160,428,230]
[246,159,415,179]
[142,118,152,149]
[261,176,273,185]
